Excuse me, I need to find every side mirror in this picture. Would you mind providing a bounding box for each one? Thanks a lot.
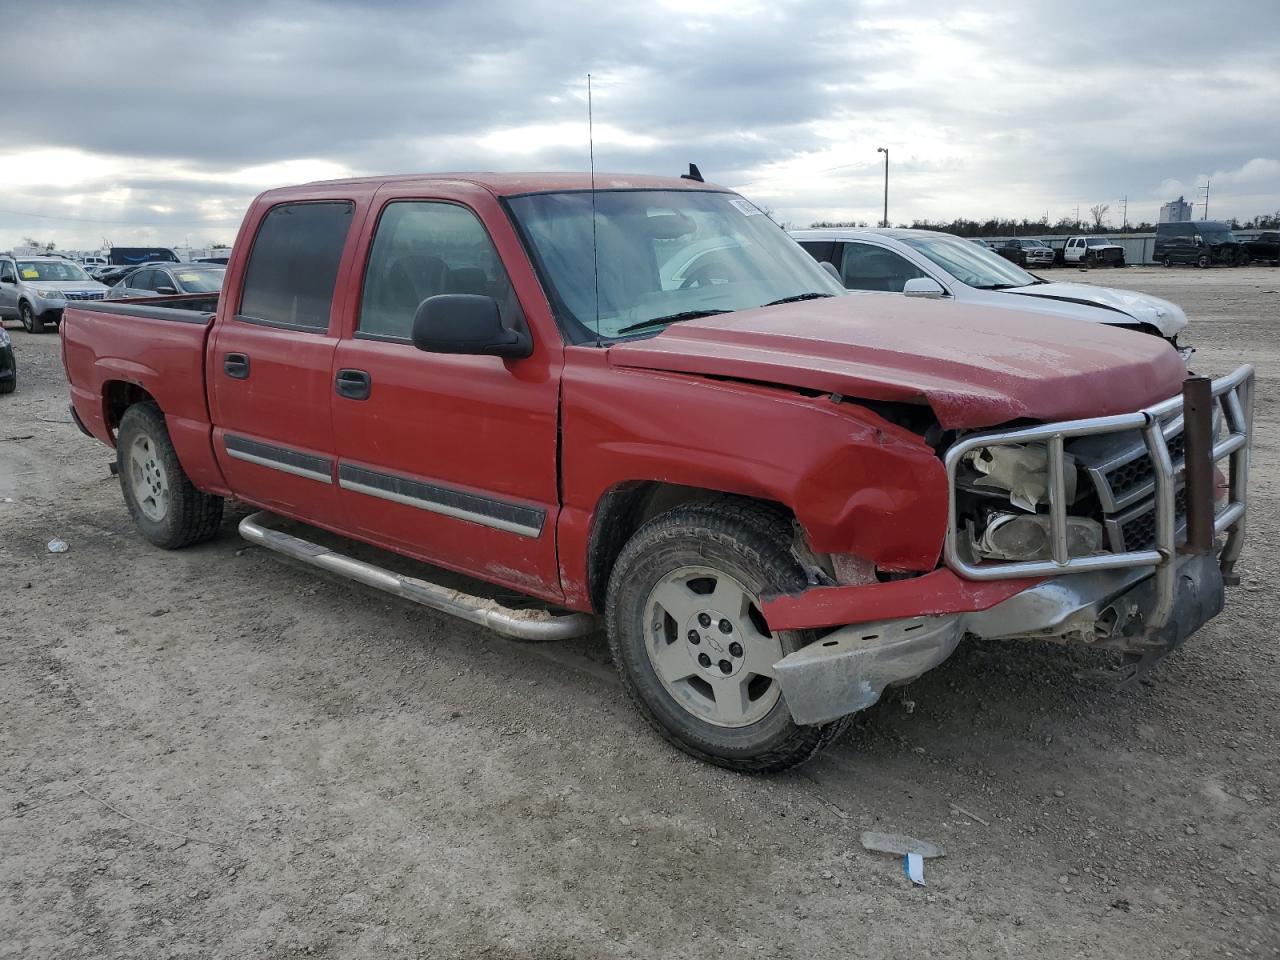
[903,277,946,299]
[156,286,177,295]
[818,260,843,284]
[411,294,531,359]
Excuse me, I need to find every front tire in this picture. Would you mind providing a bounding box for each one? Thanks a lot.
[1161,256,1172,268]
[1196,253,1211,269]
[605,500,850,772]
[19,302,44,334]
[116,403,223,549]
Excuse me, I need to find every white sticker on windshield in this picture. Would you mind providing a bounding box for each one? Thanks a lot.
[730,198,764,216]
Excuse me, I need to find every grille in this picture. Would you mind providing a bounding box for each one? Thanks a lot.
[1104,431,1186,502]
[1115,488,1188,552]
[63,291,104,301]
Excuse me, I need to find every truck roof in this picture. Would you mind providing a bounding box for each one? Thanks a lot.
[260,172,725,200]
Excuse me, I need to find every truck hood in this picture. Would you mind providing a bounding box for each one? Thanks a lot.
[608,295,1189,429]
[1003,282,1188,337]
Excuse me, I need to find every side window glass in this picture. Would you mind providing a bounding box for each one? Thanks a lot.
[0,262,14,282]
[839,243,927,293]
[358,201,516,340]
[239,201,354,331]
[796,240,835,264]
[131,270,156,291]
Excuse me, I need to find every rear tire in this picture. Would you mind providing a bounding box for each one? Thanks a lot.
[0,375,14,395]
[19,302,44,334]
[605,499,851,773]
[1161,256,1172,268]
[116,402,223,549]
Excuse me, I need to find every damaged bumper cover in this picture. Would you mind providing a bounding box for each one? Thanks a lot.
[774,552,1223,725]
[770,365,1253,727]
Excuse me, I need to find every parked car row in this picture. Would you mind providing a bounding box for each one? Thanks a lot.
[962,224,1279,270]
[0,252,225,334]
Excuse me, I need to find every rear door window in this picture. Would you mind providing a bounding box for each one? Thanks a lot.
[238,201,354,332]
[357,201,517,341]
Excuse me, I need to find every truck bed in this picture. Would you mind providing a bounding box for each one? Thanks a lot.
[61,296,226,493]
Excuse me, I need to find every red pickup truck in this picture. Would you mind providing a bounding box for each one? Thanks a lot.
[61,173,1254,771]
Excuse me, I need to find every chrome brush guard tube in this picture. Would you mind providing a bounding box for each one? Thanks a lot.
[944,365,1254,636]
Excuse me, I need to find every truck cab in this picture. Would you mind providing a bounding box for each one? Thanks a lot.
[60,173,1254,772]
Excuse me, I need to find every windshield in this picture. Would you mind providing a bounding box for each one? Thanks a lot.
[174,268,224,293]
[1085,238,1114,247]
[900,235,1036,289]
[16,260,91,282]
[506,190,843,341]
[1199,226,1236,244]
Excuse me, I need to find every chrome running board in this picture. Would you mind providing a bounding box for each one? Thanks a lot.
[238,511,598,642]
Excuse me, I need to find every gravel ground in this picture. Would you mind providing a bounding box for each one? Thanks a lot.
[1,265,1278,959]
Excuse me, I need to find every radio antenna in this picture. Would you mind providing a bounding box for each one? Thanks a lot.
[588,73,600,344]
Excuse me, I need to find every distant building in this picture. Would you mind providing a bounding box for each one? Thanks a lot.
[1160,196,1193,223]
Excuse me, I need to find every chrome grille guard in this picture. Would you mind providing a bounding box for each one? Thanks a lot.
[944,364,1254,634]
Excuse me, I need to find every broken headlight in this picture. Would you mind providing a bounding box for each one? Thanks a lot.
[962,443,1075,511]
[970,512,1102,562]
[958,441,1104,562]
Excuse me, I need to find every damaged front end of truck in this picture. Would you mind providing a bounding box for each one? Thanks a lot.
[765,365,1255,726]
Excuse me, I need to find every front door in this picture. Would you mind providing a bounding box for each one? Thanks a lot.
[209,197,363,521]
[330,194,563,600]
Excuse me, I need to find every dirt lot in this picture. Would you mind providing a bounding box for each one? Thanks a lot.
[2,265,1278,959]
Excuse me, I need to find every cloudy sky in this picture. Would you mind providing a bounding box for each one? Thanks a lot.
[4,0,1278,252]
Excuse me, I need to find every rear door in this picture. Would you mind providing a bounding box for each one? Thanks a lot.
[329,186,564,599]
[209,195,365,521]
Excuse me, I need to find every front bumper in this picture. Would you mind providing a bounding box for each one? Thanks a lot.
[774,551,1224,725]
[33,299,64,321]
[770,366,1253,726]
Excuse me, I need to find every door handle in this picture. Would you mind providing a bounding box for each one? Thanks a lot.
[224,353,250,379]
[335,368,371,400]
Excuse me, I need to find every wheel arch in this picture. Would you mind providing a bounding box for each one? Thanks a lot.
[585,482,795,613]
[102,379,159,435]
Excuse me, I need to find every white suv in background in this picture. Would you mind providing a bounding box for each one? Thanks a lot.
[789,228,1189,360]
[0,255,109,333]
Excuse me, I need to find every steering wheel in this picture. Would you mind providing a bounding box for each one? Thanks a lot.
[679,257,734,290]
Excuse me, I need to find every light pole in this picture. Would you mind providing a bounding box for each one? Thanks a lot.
[876,147,888,227]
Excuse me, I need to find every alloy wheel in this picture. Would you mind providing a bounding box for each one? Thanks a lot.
[643,565,784,728]
[128,434,170,522]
